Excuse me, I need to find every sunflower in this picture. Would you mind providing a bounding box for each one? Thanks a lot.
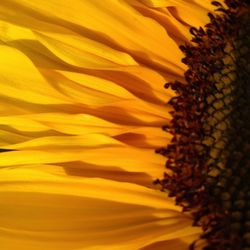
[0,0,249,250]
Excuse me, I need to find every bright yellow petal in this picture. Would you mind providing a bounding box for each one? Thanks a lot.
[0,168,200,250]
[0,147,164,178]
[34,30,138,69]
[0,45,70,104]
[0,0,185,74]
[41,69,135,105]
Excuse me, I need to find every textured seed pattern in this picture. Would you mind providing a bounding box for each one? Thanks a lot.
[156,1,250,249]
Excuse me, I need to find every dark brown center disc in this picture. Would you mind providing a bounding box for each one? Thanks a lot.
[156,1,250,249]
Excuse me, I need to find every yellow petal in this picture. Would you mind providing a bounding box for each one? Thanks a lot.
[0,45,70,104]
[0,113,132,136]
[0,20,73,70]
[130,1,191,44]
[0,0,185,74]
[34,30,138,69]
[0,168,200,250]
[165,0,223,28]
[141,234,202,250]
[5,134,123,150]
[42,69,135,105]
[114,127,171,148]
[78,65,176,105]
[0,129,30,147]
[137,0,174,8]
[0,147,164,178]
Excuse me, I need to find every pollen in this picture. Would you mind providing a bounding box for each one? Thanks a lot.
[156,1,250,249]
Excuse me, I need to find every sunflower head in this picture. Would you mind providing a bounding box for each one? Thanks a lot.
[1,0,250,250]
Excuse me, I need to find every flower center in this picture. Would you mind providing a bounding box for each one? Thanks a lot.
[156,1,250,249]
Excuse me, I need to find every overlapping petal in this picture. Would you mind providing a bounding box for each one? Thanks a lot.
[0,0,185,74]
[0,168,201,250]
[0,0,214,249]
